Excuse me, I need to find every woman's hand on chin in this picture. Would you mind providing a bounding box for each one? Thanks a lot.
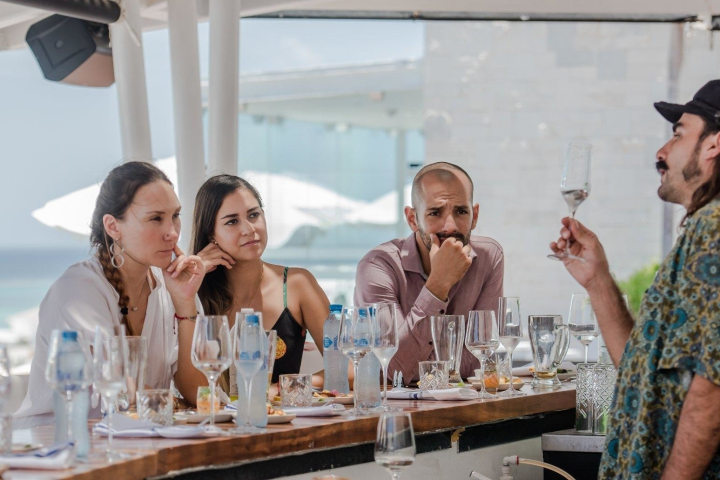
[197,242,236,273]
[163,244,206,305]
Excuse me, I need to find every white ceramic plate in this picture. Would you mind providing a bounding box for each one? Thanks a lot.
[315,395,353,405]
[175,410,234,424]
[272,398,330,407]
[267,414,296,424]
[12,443,42,453]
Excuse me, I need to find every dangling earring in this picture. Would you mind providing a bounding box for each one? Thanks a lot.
[111,238,125,268]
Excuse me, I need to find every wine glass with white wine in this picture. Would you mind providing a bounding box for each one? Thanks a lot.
[548,142,592,262]
[497,297,525,397]
[374,412,416,480]
[568,293,599,363]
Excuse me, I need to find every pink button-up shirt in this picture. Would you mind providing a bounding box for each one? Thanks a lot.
[354,233,504,382]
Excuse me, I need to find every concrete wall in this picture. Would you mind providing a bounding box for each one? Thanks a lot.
[422,21,720,358]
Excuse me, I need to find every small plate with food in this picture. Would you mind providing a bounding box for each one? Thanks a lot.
[272,396,328,407]
[267,405,296,424]
[175,410,235,424]
[313,390,354,405]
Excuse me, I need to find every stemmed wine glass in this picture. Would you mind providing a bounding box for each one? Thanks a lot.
[370,303,400,412]
[548,142,592,262]
[465,311,499,400]
[191,315,232,433]
[374,412,416,480]
[568,293,599,363]
[232,313,267,434]
[497,297,525,397]
[46,330,91,449]
[339,306,373,416]
[92,328,128,461]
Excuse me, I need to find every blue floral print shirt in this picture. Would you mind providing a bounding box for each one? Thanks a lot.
[599,199,720,479]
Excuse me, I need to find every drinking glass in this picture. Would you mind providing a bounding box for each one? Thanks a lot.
[548,142,592,262]
[0,344,11,407]
[137,389,173,426]
[92,330,128,461]
[265,330,278,400]
[339,306,373,416]
[568,293,599,363]
[370,303,400,412]
[191,315,232,432]
[465,311,499,400]
[430,315,465,384]
[117,336,147,412]
[280,374,312,407]
[45,330,90,453]
[374,412,416,480]
[528,315,570,388]
[232,313,267,434]
[497,297,525,397]
[418,361,449,390]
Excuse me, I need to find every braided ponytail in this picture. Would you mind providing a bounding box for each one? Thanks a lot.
[90,162,171,330]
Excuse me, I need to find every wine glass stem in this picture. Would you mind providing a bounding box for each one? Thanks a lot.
[584,345,589,364]
[391,472,403,480]
[208,378,217,428]
[382,365,389,408]
[244,377,253,427]
[508,352,514,390]
[106,396,114,455]
[479,357,488,396]
[352,362,360,413]
[565,212,576,255]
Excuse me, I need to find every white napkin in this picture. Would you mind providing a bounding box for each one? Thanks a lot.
[282,404,345,417]
[385,388,478,401]
[512,361,577,377]
[0,443,74,470]
[93,413,162,438]
[155,426,214,439]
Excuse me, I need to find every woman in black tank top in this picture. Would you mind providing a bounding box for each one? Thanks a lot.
[184,175,329,398]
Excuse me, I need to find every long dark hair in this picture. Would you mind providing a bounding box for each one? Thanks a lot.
[685,118,720,222]
[90,161,172,335]
[191,174,264,316]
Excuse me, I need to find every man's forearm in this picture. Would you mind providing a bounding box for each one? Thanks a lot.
[586,274,634,368]
[661,375,720,479]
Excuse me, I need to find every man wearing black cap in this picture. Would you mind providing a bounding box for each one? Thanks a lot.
[550,80,720,479]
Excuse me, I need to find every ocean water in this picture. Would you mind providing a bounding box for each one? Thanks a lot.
[0,248,89,327]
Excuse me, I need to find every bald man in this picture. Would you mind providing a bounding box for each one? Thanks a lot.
[354,162,504,382]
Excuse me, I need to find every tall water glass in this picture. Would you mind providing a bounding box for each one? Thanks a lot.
[497,297,525,397]
[465,311,499,400]
[233,313,267,434]
[117,337,147,411]
[0,345,10,407]
[528,315,570,388]
[339,306,373,416]
[430,315,465,384]
[265,330,278,400]
[191,315,232,432]
[374,412,416,480]
[370,303,400,412]
[548,142,592,262]
[93,331,129,461]
[46,330,90,453]
[568,293,599,363]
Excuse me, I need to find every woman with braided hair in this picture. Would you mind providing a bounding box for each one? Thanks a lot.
[14,162,205,428]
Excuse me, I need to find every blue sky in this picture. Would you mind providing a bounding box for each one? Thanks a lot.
[0,19,424,249]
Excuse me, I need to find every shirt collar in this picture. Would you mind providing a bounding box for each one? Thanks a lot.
[400,233,477,276]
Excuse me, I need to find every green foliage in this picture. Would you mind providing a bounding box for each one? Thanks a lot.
[618,262,660,315]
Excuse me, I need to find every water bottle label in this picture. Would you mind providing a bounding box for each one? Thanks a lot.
[252,351,261,360]
[323,336,333,349]
[354,338,369,347]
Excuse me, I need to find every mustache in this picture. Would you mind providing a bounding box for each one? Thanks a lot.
[656,161,669,172]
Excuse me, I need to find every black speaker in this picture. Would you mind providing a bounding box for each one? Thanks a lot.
[26,14,114,87]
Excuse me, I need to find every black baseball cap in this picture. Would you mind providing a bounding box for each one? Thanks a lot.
[655,80,720,126]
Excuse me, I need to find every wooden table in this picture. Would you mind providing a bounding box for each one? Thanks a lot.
[6,384,576,480]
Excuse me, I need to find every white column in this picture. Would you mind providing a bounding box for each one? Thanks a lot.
[168,0,206,251]
[109,0,153,161]
[395,129,407,238]
[208,0,241,176]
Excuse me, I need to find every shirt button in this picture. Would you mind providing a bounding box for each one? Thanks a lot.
[440,309,445,314]
[429,341,433,345]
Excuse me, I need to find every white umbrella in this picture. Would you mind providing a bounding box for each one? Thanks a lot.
[344,184,411,225]
[31,158,367,249]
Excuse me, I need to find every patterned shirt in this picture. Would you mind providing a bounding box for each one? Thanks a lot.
[600,199,720,479]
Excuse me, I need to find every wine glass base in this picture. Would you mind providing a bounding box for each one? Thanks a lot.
[345,407,370,417]
[378,404,402,412]
[476,391,498,400]
[497,388,526,397]
[547,252,586,263]
[228,425,266,435]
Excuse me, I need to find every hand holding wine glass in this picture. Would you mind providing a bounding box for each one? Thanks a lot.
[548,142,592,262]
[374,412,416,480]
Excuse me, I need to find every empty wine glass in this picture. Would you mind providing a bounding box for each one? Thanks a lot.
[466,311,499,400]
[548,142,592,262]
[191,315,232,433]
[497,297,525,398]
[232,313,267,434]
[374,412,416,480]
[45,330,91,453]
[370,303,400,412]
[339,306,373,416]
[92,329,129,461]
[568,293,599,363]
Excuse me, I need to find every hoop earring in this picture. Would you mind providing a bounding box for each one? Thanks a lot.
[111,238,125,268]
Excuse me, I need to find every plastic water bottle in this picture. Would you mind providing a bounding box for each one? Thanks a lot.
[356,309,382,408]
[52,332,89,457]
[323,304,350,394]
[235,314,269,427]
